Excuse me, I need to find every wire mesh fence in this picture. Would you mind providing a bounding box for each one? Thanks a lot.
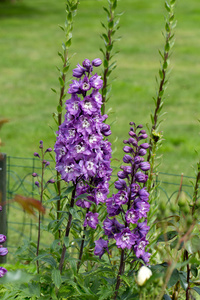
[2,155,196,262]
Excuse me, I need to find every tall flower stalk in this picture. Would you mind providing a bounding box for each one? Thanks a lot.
[54,0,79,239]
[54,58,112,273]
[94,122,151,299]
[100,0,120,114]
[147,0,176,192]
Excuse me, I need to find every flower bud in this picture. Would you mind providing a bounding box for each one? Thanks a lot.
[123,155,132,163]
[140,143,149,149]
[140,162,151,171]
[137,266,152,286]
[45,148,52,153]
[123,146,133,153]
[32,172,38,177]
[92,58,102,67]
[138,148,147,156]
[35,181,40,187]
[135,171,148,183]
[34,152,40,158]
[0,234,6,244]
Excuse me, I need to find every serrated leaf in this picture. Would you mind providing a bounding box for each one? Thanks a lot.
[52,268,62,289]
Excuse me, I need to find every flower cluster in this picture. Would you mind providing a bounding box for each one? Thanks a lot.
[95,123,151,264]
[0,205,8,278]
[54,59,112,227]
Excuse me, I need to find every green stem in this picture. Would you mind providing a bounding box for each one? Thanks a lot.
[113,249,125,300]
[59,183,76,273]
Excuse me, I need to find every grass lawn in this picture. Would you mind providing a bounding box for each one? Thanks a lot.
[0,0,200,179]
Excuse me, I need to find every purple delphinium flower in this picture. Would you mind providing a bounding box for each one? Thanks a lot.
[103,217,125,239]
[115,228,137,250]
[0,234,6,244]
[54,58,112,228]
[0,267,7,278]
[84,212,99,229]
[0,208,7,277]
[94,238,109,259]
[96,122,151,264]
[0,247,8,256]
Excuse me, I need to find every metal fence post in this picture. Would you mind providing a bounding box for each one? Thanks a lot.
[0,153,7,263]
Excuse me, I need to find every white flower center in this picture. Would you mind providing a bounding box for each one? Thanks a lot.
[138,241,145,250]
[128,212,135,219]
[84,101,92,110]
[75,144,85,153]
[83,82,90,90]
[65,165,74,173]
[89,135,97,143]
[96,191,102,199]
[69,129,75,137]
[82,118,90,128]
[87,161,94,170]
[122,234,129,242]
[73,103,78,110]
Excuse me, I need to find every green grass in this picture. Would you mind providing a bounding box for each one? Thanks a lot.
[0,0,200,179]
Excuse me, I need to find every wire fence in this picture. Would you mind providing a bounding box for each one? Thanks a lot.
[1,155,197,262]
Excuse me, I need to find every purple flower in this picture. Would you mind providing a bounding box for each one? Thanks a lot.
[139,162,151,171]
[84,212,99,229]
[135,172,148,183]
[100,122,151,264]
[114,190,128,205]
[0,267,7,278]
[94,238,109,259]
[125,208,140,224]
[0,246,8,256]
[0,234,6,244]
[92,58,102,67]
[103,217,124,238]
[134,238,150,263]
[115,228,136,249]
[73,63,86,78]
[106,196,121,216]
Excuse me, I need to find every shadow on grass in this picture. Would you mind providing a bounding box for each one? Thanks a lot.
[0,1,42,19]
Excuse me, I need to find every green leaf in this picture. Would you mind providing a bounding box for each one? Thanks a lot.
[157,230,178,242]
[103,6,111,18]
[59,76,65,87]
[165,22,170,32]
[167,269,179,288]
[186,235,200,254]
[52,215,66,233]
[191,264,198,277]
[52,268,62,289]
[192,287,200,295]
[179,271,188,290]
[165,1,171,12]
[66,38,72,48]
[108,20,114,29]
[104,59,109,68]
[102,33,109,44]
[57,104,62,113]
[163,295,171,300]
[63,65,69,73]
[67,12,72,22]
[165,42,170,52]
[63,236,69,248]
[51,88,57,93]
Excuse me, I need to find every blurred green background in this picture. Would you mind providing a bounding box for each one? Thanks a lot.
[0,0,200,176]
